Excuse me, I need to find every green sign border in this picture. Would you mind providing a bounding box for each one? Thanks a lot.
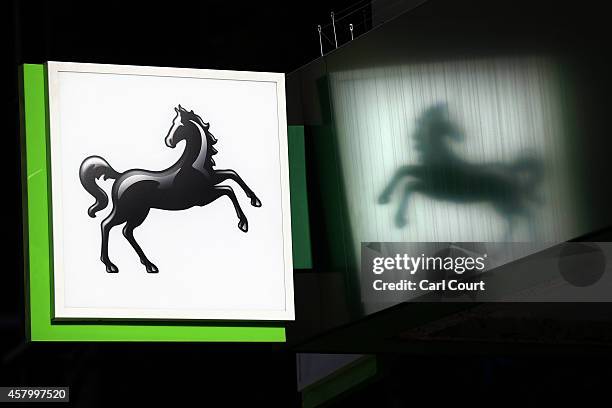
[21,63,297,342]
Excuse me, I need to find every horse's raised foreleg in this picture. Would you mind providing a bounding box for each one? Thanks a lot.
[209,185,249,232]
[212,169,261,207]
[122,210,158,273]
[379,165,420,204]
[395,181,420,228]
[100,211,120,273]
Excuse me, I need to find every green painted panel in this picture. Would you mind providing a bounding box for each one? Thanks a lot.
[288,125,312,269]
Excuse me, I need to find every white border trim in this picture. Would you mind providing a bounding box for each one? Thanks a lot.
[47,61,295,321]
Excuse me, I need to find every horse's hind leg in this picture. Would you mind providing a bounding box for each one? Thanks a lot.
[100,211,121,273]
[122,210,158,273]
[502,217,515,242]
[213,169,261,207]
[523,212,538,241]
[379,165,419,204]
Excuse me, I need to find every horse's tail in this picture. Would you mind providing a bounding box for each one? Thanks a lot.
[79,155,120,218]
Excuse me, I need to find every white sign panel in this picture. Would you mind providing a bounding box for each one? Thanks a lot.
[47,61,294,320]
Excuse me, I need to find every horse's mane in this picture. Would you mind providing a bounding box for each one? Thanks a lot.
[180,107,218,168]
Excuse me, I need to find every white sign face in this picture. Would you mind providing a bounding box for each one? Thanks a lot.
[47,61,294,321]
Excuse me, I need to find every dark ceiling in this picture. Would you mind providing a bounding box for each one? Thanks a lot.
[10,0,368,73]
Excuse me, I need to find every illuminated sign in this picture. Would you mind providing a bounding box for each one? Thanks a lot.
[21,62,295,340]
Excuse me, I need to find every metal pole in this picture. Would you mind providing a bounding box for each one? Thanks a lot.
[349,23,354,40]
[331,12,338,48]
[317,25,323,56]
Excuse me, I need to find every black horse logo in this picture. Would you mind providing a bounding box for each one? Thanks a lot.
[79,105,261,274]
[378,103,543,240]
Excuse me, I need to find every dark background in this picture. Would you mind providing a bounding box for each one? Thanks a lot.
[5,0,612,406]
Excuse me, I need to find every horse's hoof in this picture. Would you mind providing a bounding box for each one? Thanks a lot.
[140,259,158,273]
[238,219,249,232]
[251,196,262,207]
[146,263,159,274]
[395,216,407,228]
[378,194,390,204]
[105,263,119,273]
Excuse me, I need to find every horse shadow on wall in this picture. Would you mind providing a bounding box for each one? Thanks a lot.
[378,103,544,241]
[79,105,262,274]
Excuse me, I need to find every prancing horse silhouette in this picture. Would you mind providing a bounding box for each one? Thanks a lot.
[378,103,543,240]
[79,105,262,274]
